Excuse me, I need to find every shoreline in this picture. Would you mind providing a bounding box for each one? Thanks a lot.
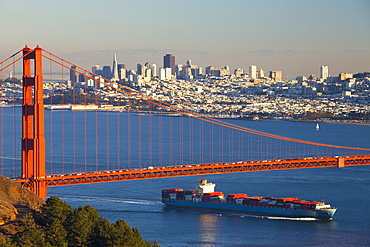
[2,104,369,126]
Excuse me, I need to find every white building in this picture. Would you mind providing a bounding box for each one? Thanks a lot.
[160,68,172,80]
[320,66,329,80]
[150,64,157,77]
[258,68,265,78]
[249,65,257,79]
[165,68,172,80]
[111,53,119,82]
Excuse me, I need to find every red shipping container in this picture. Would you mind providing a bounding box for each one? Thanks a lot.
[248,196,263,200]
[169,188,183,193]
[227,193,248,198]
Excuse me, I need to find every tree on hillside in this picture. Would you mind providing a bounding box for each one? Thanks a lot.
[68,205,100,246]
[12,213,47,247]
[6,197,158,246]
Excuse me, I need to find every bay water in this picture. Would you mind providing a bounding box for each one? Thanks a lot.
[1,107,369,246]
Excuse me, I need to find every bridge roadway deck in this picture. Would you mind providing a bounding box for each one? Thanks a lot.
[15,155,370,187]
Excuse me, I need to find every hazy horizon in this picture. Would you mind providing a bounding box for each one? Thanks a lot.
[1,0,369,78]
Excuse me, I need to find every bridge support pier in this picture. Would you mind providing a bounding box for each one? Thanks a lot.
[337,157,345,168]
[21,46,47,199]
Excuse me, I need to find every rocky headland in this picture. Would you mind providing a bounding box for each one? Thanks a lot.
[0,175,44,233]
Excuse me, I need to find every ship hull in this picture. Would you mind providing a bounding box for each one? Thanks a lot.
[162,199,336,220]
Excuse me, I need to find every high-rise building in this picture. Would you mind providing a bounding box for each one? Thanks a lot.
[234,68,244,77]
[137,62,146,76]
[150,64,157,77]
[102,66,112,80]
[249,65,257,79]
[164,54,175,75]
[206,66,216,76]
[258,68,265,79]
[320,66,329,80]
[269,70,282,81]
[92,65,101,74]
[175,64,183,78]
[159,68,166,81]
[118,63,126,70]
[165,68,172,80]
[70,66,77,86]
[111,53,119,82]
[118,64,126,80]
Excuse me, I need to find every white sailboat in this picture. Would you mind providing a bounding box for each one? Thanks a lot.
[316,123,320,130]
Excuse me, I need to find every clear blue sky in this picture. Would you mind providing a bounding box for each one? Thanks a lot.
[1,0,369,77]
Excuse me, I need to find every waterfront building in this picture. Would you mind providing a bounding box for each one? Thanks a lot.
[164,54,175,75]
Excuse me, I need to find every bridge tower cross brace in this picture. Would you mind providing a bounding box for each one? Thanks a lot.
[21,46,47,199]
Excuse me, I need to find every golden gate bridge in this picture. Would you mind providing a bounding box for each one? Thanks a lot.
[0,46,369,199]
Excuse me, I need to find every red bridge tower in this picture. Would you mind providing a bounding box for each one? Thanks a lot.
[21,46,46,199]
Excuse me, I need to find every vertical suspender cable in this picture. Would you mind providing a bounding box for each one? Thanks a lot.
[73,74,76,173]
[95,94,99,171]
[61,61,65,173]
[127,99,131,169]
[106,106,109,170]
[259,135,262,160]
[169,116,173,165]
[49,55,53,175]
[138,102,142,168]
[117,99,121,169]
[159,111,162,166]
[228,129,231,162]
[180,113,183,165]
[237,131,241,161]
[247,132,251,160]
[138,105,141,168]
[84,76,87,172]
[221,127,224,162]
[12,57,16,177]
[190,117,193,164]
[211,122,214,163]
[201,120,204,163]
[149,105,152,167]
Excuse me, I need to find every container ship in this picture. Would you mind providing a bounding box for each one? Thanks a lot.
[162,180,337,220]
